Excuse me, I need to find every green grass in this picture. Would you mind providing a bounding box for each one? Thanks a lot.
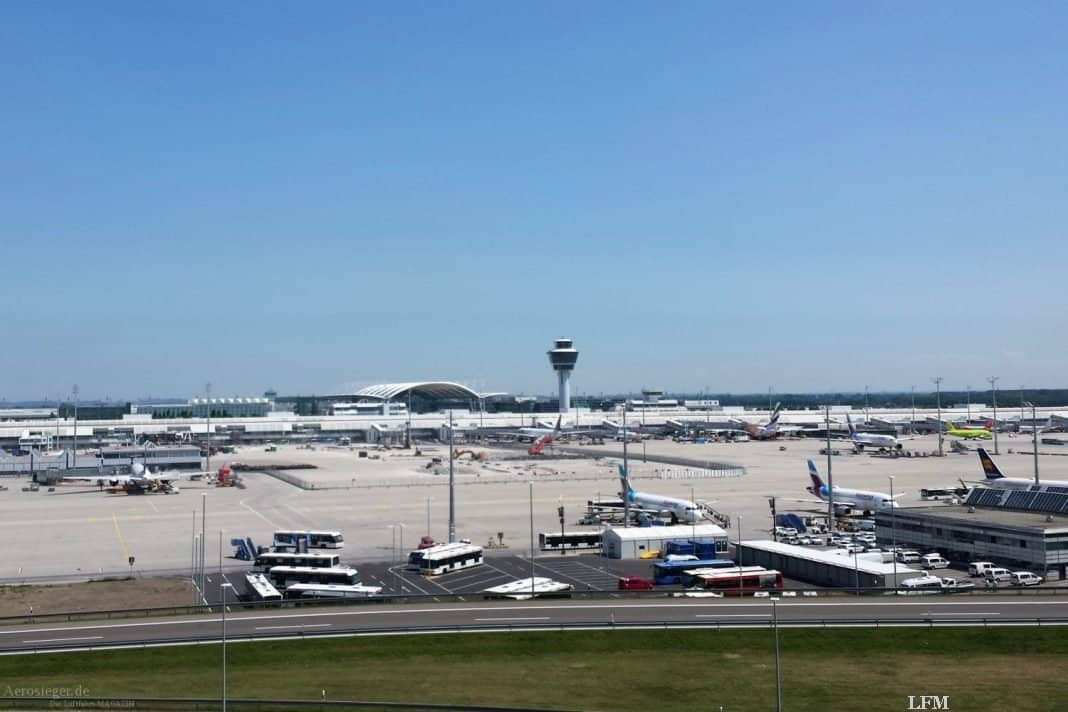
[4,628,1068,711]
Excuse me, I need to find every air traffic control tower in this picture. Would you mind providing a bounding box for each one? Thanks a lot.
[548,338,579,413]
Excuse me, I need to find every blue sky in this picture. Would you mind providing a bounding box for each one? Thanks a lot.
[2,3,1066,401]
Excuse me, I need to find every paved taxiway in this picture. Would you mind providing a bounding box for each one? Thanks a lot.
[2,435,1066,581]
[2,597,1066,654]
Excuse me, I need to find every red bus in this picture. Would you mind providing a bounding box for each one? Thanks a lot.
[691,568,784,595]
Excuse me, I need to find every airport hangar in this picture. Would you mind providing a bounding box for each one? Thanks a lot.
[875,488,1068,580]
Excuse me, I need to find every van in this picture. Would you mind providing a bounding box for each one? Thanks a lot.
[921,554,950,570]
[984,567,1012,584]
[856,519,876,532]
[896,550,921,564]
[968,561,995,577]
[1010,571,1043,587]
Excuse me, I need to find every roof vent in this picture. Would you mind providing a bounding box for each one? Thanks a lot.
[967,506,975,513]
[1046,514,1055,523]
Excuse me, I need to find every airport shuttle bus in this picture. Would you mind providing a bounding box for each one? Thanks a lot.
[652,558,735,585]
[691,568,784,595]
[267,565,360,588]
[253,551,341,572]
[272,530,345,549]
[407,542,484,576]
[538,531,602,552]
[244,573,282,602]
[285,583,382,599]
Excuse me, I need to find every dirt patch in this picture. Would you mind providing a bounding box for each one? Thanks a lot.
[0,576,191,618]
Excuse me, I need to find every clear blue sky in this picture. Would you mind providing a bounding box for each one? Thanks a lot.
[2,2,1066,401]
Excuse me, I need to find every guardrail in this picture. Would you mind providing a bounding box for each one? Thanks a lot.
[4,616,1068,656]
[0,696,570,711]
[1,585,1066,629]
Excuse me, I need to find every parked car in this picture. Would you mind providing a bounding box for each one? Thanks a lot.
[984,567,1013,584]
[921,554,951,570]
[1010,571,1043,587]
[896,550,921,564]
[968,561,996,577]
[618,576,655,591]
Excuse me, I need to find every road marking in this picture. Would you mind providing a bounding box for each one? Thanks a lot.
[23,635,103,644]
[255,624,332,631]
[474,617,551,622]
[695,614,771,618]
[147,499,159,513]
[111,513,131,560]
[87,517,97,524]
[239,500,279,529]
[921,612,1001,616]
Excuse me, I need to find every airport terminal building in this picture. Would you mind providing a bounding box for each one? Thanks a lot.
[875,495,1068,580]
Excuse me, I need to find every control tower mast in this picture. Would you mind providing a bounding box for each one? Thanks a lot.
[548,338,579,414]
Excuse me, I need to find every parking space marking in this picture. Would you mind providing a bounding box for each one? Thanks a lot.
[111,513,131,561]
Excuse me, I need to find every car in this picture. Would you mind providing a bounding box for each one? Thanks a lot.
[638,550,661,560]
[984,567,1013,584]
[921,554,951,570]
[785,536,800,545]
[896,550,921,564]
[618,576,655,591]
[968,561,996,577]
[1009,571,1043,587]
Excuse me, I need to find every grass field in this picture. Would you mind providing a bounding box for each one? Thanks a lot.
[4,628,1068,711]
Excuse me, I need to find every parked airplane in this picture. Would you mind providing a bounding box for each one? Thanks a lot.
[803,459,902,513]
[62,463,209,493]
[601,419,645,442]
[971,448,1068,491]
[618,465,706,524]
[742,402,784,440]
[944,420,992,440]
[846,415,901,451]
[501,415,596,443]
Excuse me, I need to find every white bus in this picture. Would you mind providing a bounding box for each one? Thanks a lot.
[273,530,345,549]
[267,566,360,588]
[244,573,282,602]
[253,552,341,572]
[407,542,484,576]
[538,531,602,552]
[285,583,383,599]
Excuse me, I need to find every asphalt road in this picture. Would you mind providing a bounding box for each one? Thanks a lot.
[2,597,1066,654]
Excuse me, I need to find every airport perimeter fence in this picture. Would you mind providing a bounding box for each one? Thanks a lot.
[2,585,1067,629]
[0,697,574,712]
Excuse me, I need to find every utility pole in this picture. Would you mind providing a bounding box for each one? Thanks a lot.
[72,384,79,469]
[825,405,835,533]
[988,376,999,455]
[448,411,455,543]
[933,377,944,457]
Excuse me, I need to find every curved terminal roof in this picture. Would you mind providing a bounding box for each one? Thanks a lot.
[352,382,488,402]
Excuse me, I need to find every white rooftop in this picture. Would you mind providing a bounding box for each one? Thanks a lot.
[604,524,727,541]
[738,539,923,577]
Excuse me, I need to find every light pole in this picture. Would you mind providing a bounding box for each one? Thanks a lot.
[1024,402,1039,484]
[690,485,697,546]
[966,384,971,421]
[824,405,835,534]
[205,382,212,475]
[72,384,79,469]
[220,582,233,712]
[889,476,897,592]
[529,482,536,598]
[425,497,432,542]
[910,386,916,435]
[772,597,783,712]
[448,411,456,543]
[988,377,1000,455]
[736,515,743,597]
[933,377,944,457]
[397,522,406,563]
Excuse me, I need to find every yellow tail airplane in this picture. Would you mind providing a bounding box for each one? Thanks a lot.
[944,420,993,440]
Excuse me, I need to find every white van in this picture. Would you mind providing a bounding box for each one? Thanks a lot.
[968,561,995,577]
[1010,571,1043,587]
[984,567,1012,584]
[896,550,921,564]
[921,553,950,570]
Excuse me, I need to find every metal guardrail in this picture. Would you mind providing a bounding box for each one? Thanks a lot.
[0,696,573,711]
[1,585,1066,629]
[4,616,1068,656]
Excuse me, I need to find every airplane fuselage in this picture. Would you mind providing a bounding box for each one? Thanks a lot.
[807,484,897,511]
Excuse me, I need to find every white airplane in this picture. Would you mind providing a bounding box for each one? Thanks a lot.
[846,415,901,451]
[804,459,902,513]
[740,402,782,440]
[601,419,645,442]
[618,465,706,524]
[62,463,211,493]
[973,448,1068,491]
[501,415,596,442]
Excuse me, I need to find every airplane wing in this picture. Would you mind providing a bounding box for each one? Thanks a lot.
[779,497,860,508]
[149,470,213,482]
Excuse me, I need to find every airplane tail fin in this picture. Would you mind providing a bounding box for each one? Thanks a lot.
[618,464,633,495]
[846,414,858,439]
[767,402,782,427]
[554,415,563,433]
[807,459,824,493]
[977,448,1004,479]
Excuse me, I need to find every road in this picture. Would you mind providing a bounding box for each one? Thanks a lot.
[2,597,1066,654]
